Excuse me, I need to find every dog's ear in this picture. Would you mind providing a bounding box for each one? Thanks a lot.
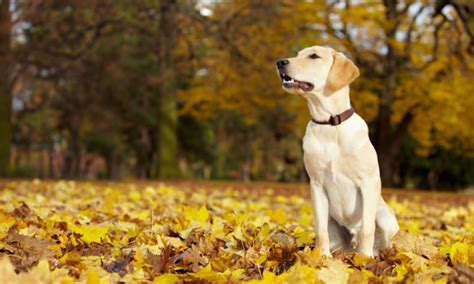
[325,52,360,92]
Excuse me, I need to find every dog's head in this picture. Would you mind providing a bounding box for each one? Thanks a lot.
[276,46,359,96]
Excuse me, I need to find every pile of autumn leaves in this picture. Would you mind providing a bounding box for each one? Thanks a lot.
[0,181,473,283]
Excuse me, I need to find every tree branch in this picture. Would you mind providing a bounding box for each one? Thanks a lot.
[404,6,426,56]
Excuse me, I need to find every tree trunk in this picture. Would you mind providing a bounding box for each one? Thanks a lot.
[38,146,45,178]
[375,0,398,187]
[48,143,55,178]
[212,121,227,179]
[157,0,179,179]
[427,169,439,190]
[242,133,251,181]
[62,125,81,179]
[0,0,11,177]
[107,155,120,179]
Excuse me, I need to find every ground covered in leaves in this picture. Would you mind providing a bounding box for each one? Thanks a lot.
[0,180,473,283]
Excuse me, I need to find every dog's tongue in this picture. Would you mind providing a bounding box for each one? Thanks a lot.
[299,82,313,91]
[283,80,313,91]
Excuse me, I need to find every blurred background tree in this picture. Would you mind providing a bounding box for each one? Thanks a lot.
[0,0,472,190]
[0,0,12,177]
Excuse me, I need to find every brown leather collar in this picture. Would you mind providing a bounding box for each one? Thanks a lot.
[311,107,354,126]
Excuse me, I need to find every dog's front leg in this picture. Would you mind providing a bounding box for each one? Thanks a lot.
[310,179,331,256]
[358,177,380,257]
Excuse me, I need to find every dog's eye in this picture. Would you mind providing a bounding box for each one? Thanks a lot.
[308,53,320,59]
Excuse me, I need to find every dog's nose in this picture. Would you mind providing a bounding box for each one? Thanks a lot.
[276,59,289,68]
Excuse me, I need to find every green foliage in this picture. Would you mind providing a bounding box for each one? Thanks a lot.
[8,165,35,178]
[402,135,474,189]
[84,132,120,161]
[178,116,215,165]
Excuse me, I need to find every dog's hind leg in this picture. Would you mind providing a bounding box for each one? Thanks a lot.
[374,201,399,255]
[328,217,352,253]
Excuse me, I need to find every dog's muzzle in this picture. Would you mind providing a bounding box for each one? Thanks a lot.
[276,59,314,92]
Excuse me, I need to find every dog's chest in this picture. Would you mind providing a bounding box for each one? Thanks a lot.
[303,125,362,226]
[302,124,361,183]
[302,126,341,177]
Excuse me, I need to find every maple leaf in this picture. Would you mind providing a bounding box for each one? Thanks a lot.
[271,232,295,248]
[297,247,325,270]
[293,227,314,247]
[390,263,409,282]
[71,224,109,244]
[283,262,319,284]
[248,270,280,284]
[4,231,56,271]
[439,241,471,265]
[12,203,31,219]
[352,253,376,267]
[154,273,180,284]
[392,230,438,258]
[173,245,207,273]
[0,219,15,241]
[190,263,215,279]
[146,245,171,276]
[103,252,134,276]
[182,204,210,223]
[317,259,351,284]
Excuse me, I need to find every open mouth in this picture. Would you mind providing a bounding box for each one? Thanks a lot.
[279,70,314,92]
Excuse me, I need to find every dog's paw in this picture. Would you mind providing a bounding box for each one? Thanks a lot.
[358,248,374,258]
[350,236,358,250]
[320,246,332,257]
[373,249,380,258]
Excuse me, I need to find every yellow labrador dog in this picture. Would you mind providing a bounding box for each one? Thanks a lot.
[276,46,399,257]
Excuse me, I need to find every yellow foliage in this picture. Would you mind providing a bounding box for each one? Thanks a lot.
[317,259,351,284]
[0,180,472,282]
[180,0,474,158]
[182,204,210,223]
[439,241,472,265]
[0,213,16,240]
[70,224,109,244]
[153,274,179,284]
